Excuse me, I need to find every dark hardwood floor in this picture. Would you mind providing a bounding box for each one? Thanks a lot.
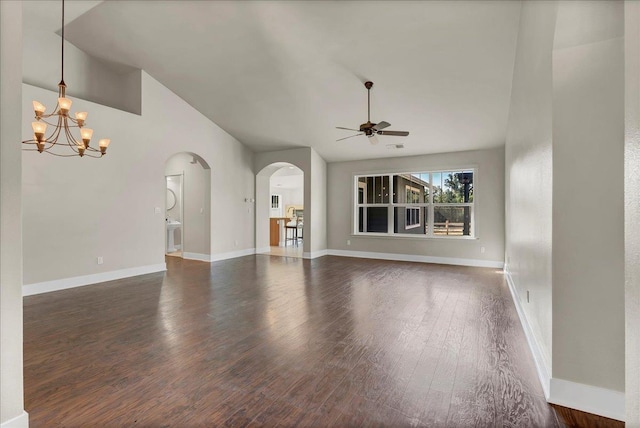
[22,255,618,427]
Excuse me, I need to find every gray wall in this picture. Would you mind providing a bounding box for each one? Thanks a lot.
[0,1,25,425]
[504,0,557,384]
[552,0,624,392]
[327,147,505,264]
[626,1,640,424]
[310,149,327,254]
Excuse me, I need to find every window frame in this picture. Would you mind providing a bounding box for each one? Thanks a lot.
[352,168,476,239]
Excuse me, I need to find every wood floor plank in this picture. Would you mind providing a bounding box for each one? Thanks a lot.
[23,255,582,426]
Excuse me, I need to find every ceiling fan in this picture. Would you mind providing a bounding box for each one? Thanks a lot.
[336,81,410,145]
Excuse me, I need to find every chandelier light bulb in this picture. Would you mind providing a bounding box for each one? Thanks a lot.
[75,111,87,127]
[98,138,110,155]
[32,101,46,117]
[77,144,85,157]
[80,128,93,145]
[31,122,47,141]
[57,97,72,114]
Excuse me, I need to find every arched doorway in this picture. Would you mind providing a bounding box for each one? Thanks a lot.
[165,152,211,262]
[256,162,304,258]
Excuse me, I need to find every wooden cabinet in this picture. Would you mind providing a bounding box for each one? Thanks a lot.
[270,217,288,246]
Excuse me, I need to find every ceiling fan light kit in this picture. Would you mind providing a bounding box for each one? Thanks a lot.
[22,0,111,158]
[336,81,410,145]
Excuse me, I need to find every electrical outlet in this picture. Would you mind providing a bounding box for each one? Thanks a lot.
[234,240,239,247]
[347,239,351,246]
[480,246,485,254]
[526,290,530,303]
[97,256,103,265]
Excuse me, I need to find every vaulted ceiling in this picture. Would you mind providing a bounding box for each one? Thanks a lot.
[26,1,522,162]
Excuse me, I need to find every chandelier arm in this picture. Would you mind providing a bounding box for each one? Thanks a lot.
[45,151,82,158]
[46,115,64,146]
[63,122,80,149]
[38,117,61,127]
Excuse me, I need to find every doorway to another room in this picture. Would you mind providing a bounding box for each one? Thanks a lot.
[165,152,212,263]
[165,174,183,257]
[268,164,304,258]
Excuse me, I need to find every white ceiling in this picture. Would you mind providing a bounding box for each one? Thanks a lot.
[28,1,522,162]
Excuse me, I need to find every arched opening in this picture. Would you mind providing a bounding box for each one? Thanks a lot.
[256,162,304,258]
[165,152,211,262]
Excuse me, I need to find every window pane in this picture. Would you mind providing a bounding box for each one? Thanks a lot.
[393,173,429,203]
[433,171,473,203]
[364,207,388,233]
[393,207,427,235]
[361,175,389,204]
[433,206,472,236]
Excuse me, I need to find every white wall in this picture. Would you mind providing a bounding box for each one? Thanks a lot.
[22,24,141,115]
[310,149,327,255]
[327,147,504,265]
[0,1,27,426]
[505,0,625,419]
[22,71,254,287]
[165,153,211,256]
[552,0,624,393]
[504,0,557,389]
[625,1,640,425]
[269,167,304,217]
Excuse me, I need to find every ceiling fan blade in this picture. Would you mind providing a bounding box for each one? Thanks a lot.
[336,126,360,132]
[373,121,391,131]
[337,133,364,142]
[368,134,380,145]
[377,130,409,137]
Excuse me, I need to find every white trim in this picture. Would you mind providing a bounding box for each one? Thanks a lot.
[182,252,210,262]
[255,246,271,254]
[209,248,256,262]
[23,264,167,296]
[327,249,503,268]
[504,266,551,398]
[0,412,28,428]
[549,378,625,422]
[504,266,625,421]
[303,249,329,259]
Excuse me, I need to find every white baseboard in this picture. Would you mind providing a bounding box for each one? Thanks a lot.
[209,248,256,262]
[303,249,329,259]
[326,249,504,268]
[504,265,625,421]
[504,266,551,398]
[255,246,271,254]
[182,252,211,262]
[23,263,167,296]
[549,378,625,422]
[1,411,29,427]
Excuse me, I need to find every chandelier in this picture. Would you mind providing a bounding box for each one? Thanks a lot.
[22,0,110,158]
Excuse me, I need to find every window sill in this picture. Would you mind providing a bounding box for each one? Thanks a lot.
[350,233,478,241]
